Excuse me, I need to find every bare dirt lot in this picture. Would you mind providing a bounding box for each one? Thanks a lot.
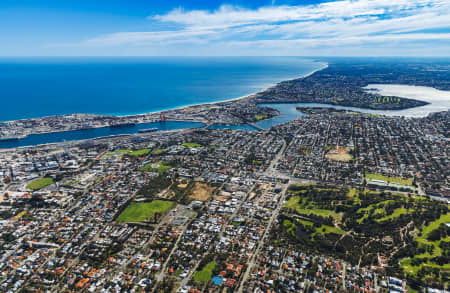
[188,182,215,201]
[326,146,353,162]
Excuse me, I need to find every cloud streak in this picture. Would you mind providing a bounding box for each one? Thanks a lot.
[67,0,450,55]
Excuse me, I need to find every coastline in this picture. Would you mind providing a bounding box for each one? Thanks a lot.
[0,62,328,145]
[5,60,449,149]
[113,62,329,119]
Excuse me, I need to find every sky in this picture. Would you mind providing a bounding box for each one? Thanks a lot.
[1,0,450,56]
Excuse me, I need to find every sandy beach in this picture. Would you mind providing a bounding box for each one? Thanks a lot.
[116,62,329,119]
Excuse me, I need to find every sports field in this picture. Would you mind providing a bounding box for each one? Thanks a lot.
[193,261,216,283]
[365,172,413,185]
[116,200,174,222]
[182,142,201,148]
[138,161,172,173]
[26,177,54,190]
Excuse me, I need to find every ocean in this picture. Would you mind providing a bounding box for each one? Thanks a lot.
[0,57,323,121]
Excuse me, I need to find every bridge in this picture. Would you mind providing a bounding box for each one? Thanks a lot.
[247,123,265,131]
[203,122,265,131]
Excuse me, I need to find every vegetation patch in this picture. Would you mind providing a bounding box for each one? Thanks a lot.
[254,114,269,121]
[415,213,450,258]
[365,172,413,185]
[283,195,342,221]
[313,224,344,236]
[102,149,132,158]
[137,175,172,197]
[278,184,449,289]
[128,148,151,157]
[26,177,54,190]
[116,200,174,223]
[300,148,311,155]
[376,207,411,222]
[193,261,216,283]
[153,148,166,155]
[138,161,172,173]
[182,142,202,148]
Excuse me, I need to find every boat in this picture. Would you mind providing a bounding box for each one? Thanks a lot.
[0,136,21,142]
[110,122,136,128]
[138,128,158,133]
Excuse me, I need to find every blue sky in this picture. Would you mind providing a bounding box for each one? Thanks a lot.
[1,0,449,56]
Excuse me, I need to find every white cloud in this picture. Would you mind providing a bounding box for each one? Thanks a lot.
[66,0,450,55]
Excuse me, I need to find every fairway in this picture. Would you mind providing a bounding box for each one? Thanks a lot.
[116,200,174,223]
[284,195,342,221]
[26,177,54,190]
[194,261,216,283]
[376,207,411,222]
[415,212,450,258]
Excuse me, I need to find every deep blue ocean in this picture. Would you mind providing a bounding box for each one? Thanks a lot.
[0,57,323,121]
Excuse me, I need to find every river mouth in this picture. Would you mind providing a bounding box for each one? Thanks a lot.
[0,121,205,149]
[212,84,450,130]
[2,84,450,149]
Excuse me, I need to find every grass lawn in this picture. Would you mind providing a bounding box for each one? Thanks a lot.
[182,142,202,148]
[138,161,172,173]
[365,172,413,185]
[193,261,216,283]
[116,200,174,223]
[254,114,269,121]
[153,148,166,155]
[116,149,131,153]
[128,148,151,157]
[26,177,54,190]
[102,149,131,158]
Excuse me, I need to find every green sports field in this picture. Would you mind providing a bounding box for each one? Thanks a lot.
[116,200,174,223]
[193,261,216,283]
[26,177,54,190]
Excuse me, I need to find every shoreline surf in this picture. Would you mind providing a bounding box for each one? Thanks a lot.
[112,63,329,119]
